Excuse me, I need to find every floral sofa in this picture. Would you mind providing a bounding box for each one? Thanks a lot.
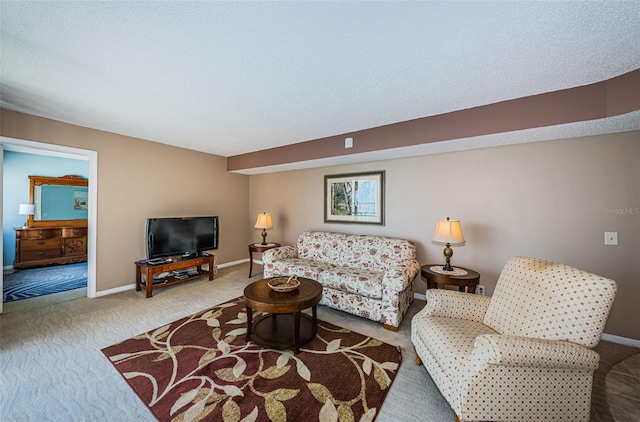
[262,231,420,330]
[411,256,617,421]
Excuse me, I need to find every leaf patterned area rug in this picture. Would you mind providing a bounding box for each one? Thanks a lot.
[101,297,401,422]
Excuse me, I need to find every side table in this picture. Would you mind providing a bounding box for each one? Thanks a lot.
[248,243,281,277]
[420,264,480,294]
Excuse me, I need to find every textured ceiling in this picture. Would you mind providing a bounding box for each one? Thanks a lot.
[1,1,639,159]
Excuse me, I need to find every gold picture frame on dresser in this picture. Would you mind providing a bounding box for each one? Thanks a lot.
[14,175,88,269]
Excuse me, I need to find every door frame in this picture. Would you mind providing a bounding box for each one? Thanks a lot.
[0,136,98,312]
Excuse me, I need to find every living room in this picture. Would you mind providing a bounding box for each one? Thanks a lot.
[1,2,639,421]
[3,110,639,338]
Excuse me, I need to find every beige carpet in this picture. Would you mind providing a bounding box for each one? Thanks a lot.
[1,262,637,421]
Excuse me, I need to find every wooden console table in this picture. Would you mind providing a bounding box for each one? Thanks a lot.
[135,254,214,298]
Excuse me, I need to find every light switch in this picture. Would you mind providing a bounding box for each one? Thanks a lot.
[345,137,353,148]
[604,232,618,245]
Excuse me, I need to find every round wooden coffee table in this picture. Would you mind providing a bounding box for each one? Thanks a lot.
[244,277,323,354]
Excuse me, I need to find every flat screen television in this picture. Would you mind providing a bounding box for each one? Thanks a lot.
[146,216,218,259]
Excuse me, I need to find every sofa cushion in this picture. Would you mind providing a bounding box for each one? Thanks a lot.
[483,256,617,348]
[317,266,383,299]
[269,258,335,280]
[412,315,497,376]
[297,231,346,265]
[339,234,417,273]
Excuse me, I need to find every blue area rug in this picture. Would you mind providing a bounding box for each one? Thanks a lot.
[3,263,87,302]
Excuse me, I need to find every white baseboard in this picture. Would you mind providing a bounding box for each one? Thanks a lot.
[219,258,249,268]
[96,283,136,297]
[412,293,639,348]
[601,333,640,348]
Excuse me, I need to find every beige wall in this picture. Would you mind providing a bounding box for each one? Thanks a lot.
[250,131,640,340]
[1,109,250,292]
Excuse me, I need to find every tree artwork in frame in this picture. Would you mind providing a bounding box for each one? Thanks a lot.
[324,171,385,225]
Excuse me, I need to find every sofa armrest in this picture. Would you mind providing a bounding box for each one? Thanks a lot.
[262,245,298,278]
[382,259,421,294]
[262,245,298,264]
[423,289,491,323]
[469,334,600,371]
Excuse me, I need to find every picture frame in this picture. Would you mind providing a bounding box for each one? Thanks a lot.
[74,189,88,210]
[324,171,385,225]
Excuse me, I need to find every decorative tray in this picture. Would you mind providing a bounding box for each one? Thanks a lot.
[268,275,300,292]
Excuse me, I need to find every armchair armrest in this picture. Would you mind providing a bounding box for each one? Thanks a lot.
[262,245,298,264]
[469,334,600,371]
[423,289,491,323]
[382,259,421,294]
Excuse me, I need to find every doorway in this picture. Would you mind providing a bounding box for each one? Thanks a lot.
[0,137,97,314]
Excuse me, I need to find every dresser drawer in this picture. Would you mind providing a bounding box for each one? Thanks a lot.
[21,239,62,261]
[162,257,208,272]
[62,228,87,237]
[63,237,87,256]
[23,229,62,240]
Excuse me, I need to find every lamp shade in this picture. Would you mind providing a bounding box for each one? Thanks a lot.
[254,213,273,230]
[432,217,465,245]
[19,203,35,216]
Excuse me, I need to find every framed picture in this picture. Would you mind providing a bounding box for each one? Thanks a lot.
[324,171,385,225]
[73,189,88,210]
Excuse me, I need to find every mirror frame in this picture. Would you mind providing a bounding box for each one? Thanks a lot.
[28,175,89,228]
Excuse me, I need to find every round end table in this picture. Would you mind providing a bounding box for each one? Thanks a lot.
[248,242,281,277]
[420,264,480,294]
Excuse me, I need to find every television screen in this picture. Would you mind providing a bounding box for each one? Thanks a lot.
[146,216,218,258]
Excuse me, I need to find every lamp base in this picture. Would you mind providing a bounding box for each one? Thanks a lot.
[261,229,268,245]
[442,243,454,271]
[442,259,454,271]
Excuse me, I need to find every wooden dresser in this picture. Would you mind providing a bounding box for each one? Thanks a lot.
[14,226,88,269]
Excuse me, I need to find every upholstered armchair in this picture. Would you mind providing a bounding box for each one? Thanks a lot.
[411,256,617,421]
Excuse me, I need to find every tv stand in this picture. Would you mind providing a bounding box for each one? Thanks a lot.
[135,254,214,298]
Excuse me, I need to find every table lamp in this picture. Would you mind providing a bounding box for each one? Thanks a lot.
[19,203,35,228]
[432,217,465,271]
[255,212,273,245]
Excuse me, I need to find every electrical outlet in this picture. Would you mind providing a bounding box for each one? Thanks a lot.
[477,285,485,295]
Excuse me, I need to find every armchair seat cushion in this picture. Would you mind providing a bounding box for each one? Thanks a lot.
[318,266,383,299]
[413,315,497,375]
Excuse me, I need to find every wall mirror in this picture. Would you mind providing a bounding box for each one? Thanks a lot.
[28,175,88,228]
